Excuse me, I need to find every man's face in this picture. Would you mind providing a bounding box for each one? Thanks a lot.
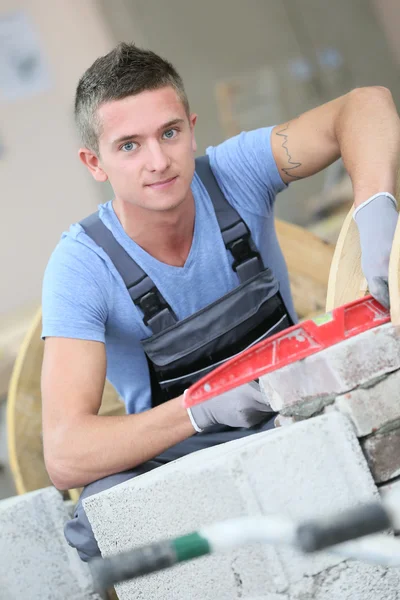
[83,86,197,212]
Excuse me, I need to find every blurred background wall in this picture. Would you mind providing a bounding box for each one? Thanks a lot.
[99,0,400,225]
[0,0,399,320]
[0,0,115,318]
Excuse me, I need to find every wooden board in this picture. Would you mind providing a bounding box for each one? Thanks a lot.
[7,308,125,498]
[326,170,400,314]
[275,218,334,318]
[0,304,38,400]
[7,310,50,494]
[325,208,365,310]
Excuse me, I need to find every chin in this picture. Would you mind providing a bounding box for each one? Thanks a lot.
[151,197,185,212]
[146,186,189,212]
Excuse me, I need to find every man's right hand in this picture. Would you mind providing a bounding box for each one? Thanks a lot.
[187,381,273,431]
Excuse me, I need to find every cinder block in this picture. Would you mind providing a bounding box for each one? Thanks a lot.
[0,487,101,600]
[260,323,400,416]
[379,478,400,500]
[238,413,377,585]
[289,560,400,600]
[379,479,400,533]
[86,442,289,600]
[362,429,400,483]
[273,414,299,428]
[334,369,400,437]
[84,413,378,600]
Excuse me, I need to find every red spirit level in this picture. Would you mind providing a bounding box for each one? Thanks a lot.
[183,296,390,408]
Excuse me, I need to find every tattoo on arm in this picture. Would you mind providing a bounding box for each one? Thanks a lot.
[275,122,304,180]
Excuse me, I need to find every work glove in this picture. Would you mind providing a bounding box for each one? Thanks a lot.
[186,381,273,432]
[353,193,398,308]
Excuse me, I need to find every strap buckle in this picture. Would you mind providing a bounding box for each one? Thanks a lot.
[228,236,261,272]
[137,289,166,326]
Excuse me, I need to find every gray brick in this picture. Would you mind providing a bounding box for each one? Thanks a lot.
[86,450,289,600]
[362,429,400,483]
[289,561,400,600]
[84,413,378,600]
[379,478,400,500]
[334,369,400,437]
[273,414,298,428]
[379,479,400,533]
[239,413,378,584]
[0,487,100,600]
[260,323,400,416]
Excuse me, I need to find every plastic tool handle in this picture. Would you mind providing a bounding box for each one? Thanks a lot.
[296,502,391,553]
[89,541,177,590]
[89,533,210,590]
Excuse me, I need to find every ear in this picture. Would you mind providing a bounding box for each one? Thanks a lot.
[78,148,108,182]
[189,113,198,153]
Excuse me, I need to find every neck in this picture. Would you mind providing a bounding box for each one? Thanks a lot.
[113,191,195,267]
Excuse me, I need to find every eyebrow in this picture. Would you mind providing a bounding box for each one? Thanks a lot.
[112,118,186,147]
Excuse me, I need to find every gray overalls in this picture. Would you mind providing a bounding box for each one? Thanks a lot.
[65,156,293,561]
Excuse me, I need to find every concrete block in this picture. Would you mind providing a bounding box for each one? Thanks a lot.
[334,369,400,437]
[379,477,400,500]
[87,448,289,600]
[238,413,378,584]
[273,414,299,428]
[260,323,400,416]
[379,479,400,532]
[289,560,400,600]
[362,429,400,483]
[84,413,378,600]
[0,487,101,600]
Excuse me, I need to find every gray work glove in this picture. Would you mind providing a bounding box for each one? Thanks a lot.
[187,381,273,431]
[354,193,398,308]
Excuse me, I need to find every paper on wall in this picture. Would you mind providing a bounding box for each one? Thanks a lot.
[0,11,51,101]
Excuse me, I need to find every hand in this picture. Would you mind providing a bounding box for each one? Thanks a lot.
[187,381,273,431]
[354,193,398,308]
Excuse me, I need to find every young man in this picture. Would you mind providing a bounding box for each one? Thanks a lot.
[41,43,400,561]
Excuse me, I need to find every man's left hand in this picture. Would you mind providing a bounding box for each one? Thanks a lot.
[354,193,398,309]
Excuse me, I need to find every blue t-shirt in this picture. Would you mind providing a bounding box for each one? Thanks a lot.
[42,127,295,414]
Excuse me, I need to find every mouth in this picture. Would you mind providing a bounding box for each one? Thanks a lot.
[146,176,178,190]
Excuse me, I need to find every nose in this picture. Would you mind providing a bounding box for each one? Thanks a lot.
[145,141,170,173]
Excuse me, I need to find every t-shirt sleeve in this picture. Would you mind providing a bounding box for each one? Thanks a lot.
[206,127,288,217]
[42,236,111,342]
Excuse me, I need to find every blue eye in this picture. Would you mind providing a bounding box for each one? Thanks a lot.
[121,141,136,152]
[163,129,177,139]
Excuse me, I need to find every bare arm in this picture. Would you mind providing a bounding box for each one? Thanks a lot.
[41,337,195,490]
[271,86,400,206]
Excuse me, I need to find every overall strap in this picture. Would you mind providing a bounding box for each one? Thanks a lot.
[79,213,176,334]
[195,156,263,281]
